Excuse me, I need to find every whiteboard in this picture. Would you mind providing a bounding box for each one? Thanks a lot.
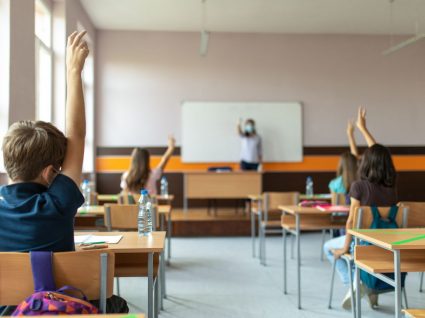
[181,102,303,163]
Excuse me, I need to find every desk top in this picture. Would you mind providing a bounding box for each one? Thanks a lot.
[348,228,425,250]
[404,309,425,318]
[97,194,175,202]
[279,205,348,215]
[77,204,171,217]
[247,194,262,201]
[75,231,166,253]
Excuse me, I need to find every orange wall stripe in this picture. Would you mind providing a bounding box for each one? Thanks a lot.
[96,155,425,173]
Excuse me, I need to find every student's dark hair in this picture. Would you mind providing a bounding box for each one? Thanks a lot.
[244,118,257,137]
[125,148,151,192]
[337,152,358,191]
[359,144,396,187]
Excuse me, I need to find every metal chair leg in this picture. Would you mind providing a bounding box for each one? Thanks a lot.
[345,257,356,318]
[320,230,326,261]
[115,277,121,296]
[283,229,287,294]
[291,234,295,260]
[328,259,336,309]
[420,272,424,292]
[403,287,408,309]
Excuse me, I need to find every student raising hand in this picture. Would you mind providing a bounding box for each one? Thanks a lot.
[346,120,359,158]
[356,106,376,147]
[66,31,89,73]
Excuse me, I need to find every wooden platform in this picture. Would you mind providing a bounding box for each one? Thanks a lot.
[171,208,251,237]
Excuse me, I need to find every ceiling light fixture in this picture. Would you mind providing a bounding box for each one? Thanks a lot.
[382,0,425,55]
[199,0,209,57]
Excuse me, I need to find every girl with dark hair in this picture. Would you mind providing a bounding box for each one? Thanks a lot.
[120,136,175,194]
[237,118,262,171]
[325,107,397,310]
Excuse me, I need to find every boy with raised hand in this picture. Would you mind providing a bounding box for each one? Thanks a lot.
[0,31,88,252]
[0,31,128,313]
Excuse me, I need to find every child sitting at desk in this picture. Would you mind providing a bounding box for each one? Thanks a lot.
[0,31,127,314]
[120,136,175,195]
[324,107,396,310]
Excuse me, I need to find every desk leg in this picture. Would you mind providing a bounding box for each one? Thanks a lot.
[161,250,167,300]
[296,214,301,309]
[258,210,262,263]
[148,253,153,318]
[394,250,402,318]
[154,277,159,318]
[251,207,255,258]
[167,213,172,263]
[283,228,287,294]
[354,237,361,318]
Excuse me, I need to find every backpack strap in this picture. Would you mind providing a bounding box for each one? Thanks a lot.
[388,205,399,222]
[370,205,381,227]
[30,251,56,292]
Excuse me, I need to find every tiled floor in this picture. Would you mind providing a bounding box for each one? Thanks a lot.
[118,233,425,317]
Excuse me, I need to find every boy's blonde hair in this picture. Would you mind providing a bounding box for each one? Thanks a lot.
[2,121,67,181]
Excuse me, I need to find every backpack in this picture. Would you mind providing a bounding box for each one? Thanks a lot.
[359,205,407,291]
[12,251,99,316]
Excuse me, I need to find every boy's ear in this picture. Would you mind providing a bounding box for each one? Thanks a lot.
[41,165,57,186]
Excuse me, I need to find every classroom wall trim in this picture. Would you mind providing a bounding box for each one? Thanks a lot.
[95,146,425,206]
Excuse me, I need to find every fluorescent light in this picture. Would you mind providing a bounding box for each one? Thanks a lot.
[382,33,425,55]
[200,30,209,57]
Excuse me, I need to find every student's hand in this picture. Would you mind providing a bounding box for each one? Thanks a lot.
[332,248,348,259]
[168,135,176,149]
[346,120,355,136]
[356,106,367,132]
[66,31,89,74]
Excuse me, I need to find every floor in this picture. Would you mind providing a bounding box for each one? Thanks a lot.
[118,233,425,317]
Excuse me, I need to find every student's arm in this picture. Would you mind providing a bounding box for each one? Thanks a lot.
[356,107,376,148]
[237,118,243,136]
[156,136,175,171]
[347,120,359,159]
[332,198,360,259]
[258,137,263,163]
[61,31,89,185]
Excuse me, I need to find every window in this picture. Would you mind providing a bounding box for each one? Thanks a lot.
[35,0,52,122]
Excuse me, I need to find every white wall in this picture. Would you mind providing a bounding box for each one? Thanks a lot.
[96,31,425,147]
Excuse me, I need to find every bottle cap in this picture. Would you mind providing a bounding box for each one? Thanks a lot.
[141,189,148,195]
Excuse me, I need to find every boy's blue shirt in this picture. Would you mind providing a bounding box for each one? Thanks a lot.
[0,174,84,252]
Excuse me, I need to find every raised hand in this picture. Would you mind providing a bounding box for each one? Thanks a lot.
[66,31,89,74]
[346,119,355,136]
[168,135,176,149]
[356,106,367,131]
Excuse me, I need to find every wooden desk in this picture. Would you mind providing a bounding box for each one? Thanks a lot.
[184,171,262,211]
[75,231,165,318]
[349,228,425,318]
[279,205,349,309]
[80,205,173,264]
[404,309,425,318]
[98,194,119,203]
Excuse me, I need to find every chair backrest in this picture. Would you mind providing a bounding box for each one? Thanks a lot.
[0,250,114,305]
[118,192,140,205]
[352,205,409,229]
[263,192,299,212]
[398,202,425,228]
[105,203,158,230]
[331,192,347,205]
[105,204,138,230]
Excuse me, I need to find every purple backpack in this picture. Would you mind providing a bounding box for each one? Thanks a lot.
[12,251,99,316]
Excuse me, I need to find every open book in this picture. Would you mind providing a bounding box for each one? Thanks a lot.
[74,235,123,245]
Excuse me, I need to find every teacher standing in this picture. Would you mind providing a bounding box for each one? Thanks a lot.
[237,118,262,171]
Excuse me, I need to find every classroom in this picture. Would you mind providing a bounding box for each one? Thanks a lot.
[1,0,425,317]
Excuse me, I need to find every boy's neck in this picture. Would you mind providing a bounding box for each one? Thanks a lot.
[8,176,49,187]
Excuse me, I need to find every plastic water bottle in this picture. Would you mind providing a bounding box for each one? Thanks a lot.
[160,176,169,197]
[306,176,314,197]
[81,179,91,207]
[138,189,153,237]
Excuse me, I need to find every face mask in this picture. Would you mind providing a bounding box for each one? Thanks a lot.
[245,124,254,134]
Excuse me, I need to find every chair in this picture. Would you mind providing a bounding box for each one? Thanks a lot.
[118,192,140,205]
[104,204,164,310]
[398,202,425,292]
[259,192,299,266]
[328,205,409,318]
[0,250,114,314]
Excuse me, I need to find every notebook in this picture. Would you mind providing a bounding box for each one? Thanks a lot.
[317,205,350,213]
[74,235,123,244]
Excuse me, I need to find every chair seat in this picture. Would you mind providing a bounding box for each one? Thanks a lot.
[261,220,282,228]
[281,220,344,231]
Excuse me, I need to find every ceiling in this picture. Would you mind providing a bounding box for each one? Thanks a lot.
[80,0,425,35]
